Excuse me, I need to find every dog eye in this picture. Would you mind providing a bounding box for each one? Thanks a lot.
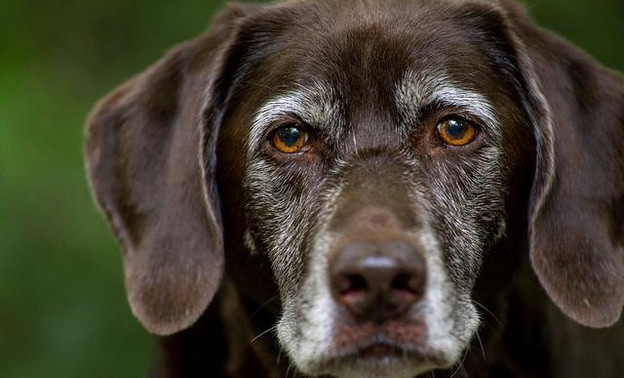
[271,124,310,153]
[437,117,478,147]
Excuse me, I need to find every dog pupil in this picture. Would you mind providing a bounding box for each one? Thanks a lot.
[279,127,301,146]
[446,119,466,139]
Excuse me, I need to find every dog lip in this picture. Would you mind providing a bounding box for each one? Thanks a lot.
[358,342,404,359]
[311,338,450,375]
[356,342,447,365]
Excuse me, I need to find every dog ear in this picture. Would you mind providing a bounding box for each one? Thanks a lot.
[85,4,257,335]
[500,1,624,328]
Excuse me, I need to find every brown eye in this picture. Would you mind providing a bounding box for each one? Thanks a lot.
[271,124,309,153]
[437,117,478,147]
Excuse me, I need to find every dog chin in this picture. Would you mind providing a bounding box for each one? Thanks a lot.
[299,345,458,378]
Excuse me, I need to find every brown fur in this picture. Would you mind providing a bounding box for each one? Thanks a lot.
[85,0,623,376]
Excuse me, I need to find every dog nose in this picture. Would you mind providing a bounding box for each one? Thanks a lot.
[329,240,426,322]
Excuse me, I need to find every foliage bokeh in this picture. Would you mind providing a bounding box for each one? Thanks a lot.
[1,0,622,377]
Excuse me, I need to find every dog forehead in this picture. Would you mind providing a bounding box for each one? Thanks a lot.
[247,0,510,110]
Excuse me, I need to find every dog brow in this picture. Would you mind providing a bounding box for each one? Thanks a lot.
[247,80,343,157]
[395,69,499,133]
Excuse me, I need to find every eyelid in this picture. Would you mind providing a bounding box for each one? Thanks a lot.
[262,114,307,140]
[420,100,491,130]
[439,114,481,128]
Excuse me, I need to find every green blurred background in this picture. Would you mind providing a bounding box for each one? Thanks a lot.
[1,0,622,377]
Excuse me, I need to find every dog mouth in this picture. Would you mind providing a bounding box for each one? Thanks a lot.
[340,341,447,363]
[310,336,452,377]
[359,343,404,359]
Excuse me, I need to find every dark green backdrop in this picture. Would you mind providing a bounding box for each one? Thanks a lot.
[1,0,622,377]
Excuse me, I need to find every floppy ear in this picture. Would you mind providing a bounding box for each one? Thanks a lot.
[85,5,255,335]
[501,1,624,328]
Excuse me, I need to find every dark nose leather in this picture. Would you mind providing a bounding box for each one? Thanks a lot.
[329,239,426,322]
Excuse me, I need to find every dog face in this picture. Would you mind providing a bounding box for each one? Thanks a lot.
[217,3,534,375]
[86,0,624,377]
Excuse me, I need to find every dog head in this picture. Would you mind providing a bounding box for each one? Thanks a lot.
[85,0,624,376]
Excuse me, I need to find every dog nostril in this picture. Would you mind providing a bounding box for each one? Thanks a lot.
[336,274,371,310]
[341,274,368,293]
[334,273,369,296]
[391,272,423,294]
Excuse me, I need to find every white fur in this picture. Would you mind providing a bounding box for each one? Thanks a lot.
[247,80,344,159]
[395,69,501,139]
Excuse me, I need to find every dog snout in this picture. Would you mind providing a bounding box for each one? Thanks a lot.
[329,239,426,322]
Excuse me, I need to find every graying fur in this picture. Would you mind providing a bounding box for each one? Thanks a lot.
[242,64,510,377]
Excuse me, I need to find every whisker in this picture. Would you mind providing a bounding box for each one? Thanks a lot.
[250,325,278,344]
[449,348,469,378]
[475,331,487,361]
[246,295,280,324]
[276,348,282,368]
[285,360,296,378]
[473,300,501,325]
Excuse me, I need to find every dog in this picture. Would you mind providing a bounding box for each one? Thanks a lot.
[85,0,624,376]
